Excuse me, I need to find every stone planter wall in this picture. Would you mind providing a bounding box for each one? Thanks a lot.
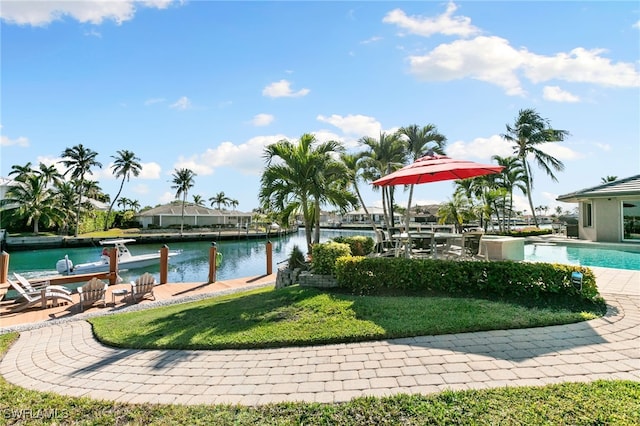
[298,272,338,288]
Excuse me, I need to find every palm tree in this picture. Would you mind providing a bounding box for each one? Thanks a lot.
[358,132,406,228]
[129,199,141,213]
[229,199,239,210]
[0,174,63,234]
[340,152,378,232]
[117,197,131,211]
[260,133,356,253]
[104,150,142,230]
[51,181,77,235]
[601,176,618,183]
[492,155,527,231]
[397,124,447,230]
[502,108,569,227]
[59,144,102,236]
[171,168,196,235]
[37,163,63,188]
[8,162,34,182]
[437,193,471,233]
[209,191,232,210]
[192,195,205,206]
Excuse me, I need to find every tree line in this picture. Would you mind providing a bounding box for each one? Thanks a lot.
[2,108,575,246]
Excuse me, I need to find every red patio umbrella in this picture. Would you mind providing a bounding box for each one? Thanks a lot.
[372,154,504,186]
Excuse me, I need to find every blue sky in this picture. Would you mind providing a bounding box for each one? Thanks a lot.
[2,1,639,216]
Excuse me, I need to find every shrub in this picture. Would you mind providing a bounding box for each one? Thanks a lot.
[503,228,553,237]
[288,245,308,270]
[334,256,601,305]
[311,241,351,275]
[332,235,374,256]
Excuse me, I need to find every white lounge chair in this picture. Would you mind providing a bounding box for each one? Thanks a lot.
[7,278,73,312]
[77,277,108,312]
[130,272,156,303]
[13,273,72,295]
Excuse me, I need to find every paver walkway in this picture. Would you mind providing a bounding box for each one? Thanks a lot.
[1,267,638,406]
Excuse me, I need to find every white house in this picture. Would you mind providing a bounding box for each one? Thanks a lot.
[557,175,640,243]
[136,202,252,229]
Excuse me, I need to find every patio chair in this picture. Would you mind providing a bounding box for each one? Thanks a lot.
[77,277,108,312]
[7,278,73,312]
[130,272,156,303]
[13,273,72,296]
[374,229,394,256]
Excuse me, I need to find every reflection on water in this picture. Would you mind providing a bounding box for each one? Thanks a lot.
[8,229,374,284]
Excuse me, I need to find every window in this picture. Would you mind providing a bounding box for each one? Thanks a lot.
[622,200,640,241]
[582,202,592,227]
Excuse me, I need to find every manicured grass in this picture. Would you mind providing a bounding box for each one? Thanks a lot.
[0,331,637,425]
[90,285,601,350]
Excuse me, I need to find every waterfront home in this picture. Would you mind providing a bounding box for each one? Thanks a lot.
[136,202,253,229]
[557,174,640,243]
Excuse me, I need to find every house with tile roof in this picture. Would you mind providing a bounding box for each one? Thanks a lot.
[557,175,640,242]
[136,202,252,229]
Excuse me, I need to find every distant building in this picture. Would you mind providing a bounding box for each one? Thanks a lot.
[136,202,252,229]
[557,175,640,242]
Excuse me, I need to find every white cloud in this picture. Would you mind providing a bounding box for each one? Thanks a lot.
[0,0,177,26]
[594,142,611,152]
[446,135,513,161]
[174,134,288,177]
[408,36,528,96]
[139,162,162,179]
[383,2,481,38]
[170,96,191,110]
[1,134,29,147]
[523,47,640,88]
[633,20,640,29]
[543,86,580,103]
[389,3,640,95]
[262,80,310,98]
[407,36,640,96]
[251,113,274,126]
[538,142,583,161]
[316,114,382,138]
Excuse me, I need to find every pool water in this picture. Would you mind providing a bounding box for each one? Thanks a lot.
[524,243,640,271]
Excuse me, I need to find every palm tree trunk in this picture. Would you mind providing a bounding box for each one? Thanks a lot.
[75,181,83,237]
[180,193,186,235]
[354,182,378,233]
[523,161,539,227]
[313,198,321,245]
[104,178,126,231]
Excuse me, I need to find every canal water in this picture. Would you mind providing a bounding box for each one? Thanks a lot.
[7,229,373,285]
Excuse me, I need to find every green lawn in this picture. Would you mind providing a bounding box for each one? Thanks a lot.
[90,285,601,350]
[1,288,637,424]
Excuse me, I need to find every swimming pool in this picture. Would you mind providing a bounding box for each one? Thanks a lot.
[524,243,640,271]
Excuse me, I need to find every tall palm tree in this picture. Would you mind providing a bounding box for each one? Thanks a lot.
[209,191,232,210]
[501,108,569,227]
[229,199,239,210]
[59,144,102,236]
[104,150,142,230]
[260,133,356,253]
[358,132,406,228]
[171,168,196,235]
[397,124,447,230]
[492,155,527,231]
[0,174,63,234]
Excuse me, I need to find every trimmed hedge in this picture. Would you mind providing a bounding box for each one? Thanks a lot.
[335,256,600,303]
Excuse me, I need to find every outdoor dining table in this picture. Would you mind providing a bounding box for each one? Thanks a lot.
[391,232,461,258]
